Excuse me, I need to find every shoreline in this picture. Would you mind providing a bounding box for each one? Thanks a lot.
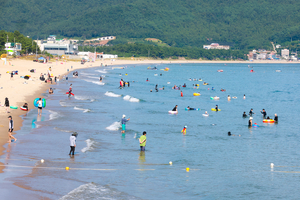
[0,58,298,198]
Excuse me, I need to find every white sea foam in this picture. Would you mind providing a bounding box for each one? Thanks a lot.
[74,106,90,113]
[95,69,107,73]
[123,95,140,102]
[59,101,72,107]
[81,139,95,153]
[49,110,61,120]
[74,95,90,101]
[54,127,73,133]
[83,79,105,85]
[106,121,121,131]
[105,91,121,97]
[59,182,136,200]
[84,75,99,79]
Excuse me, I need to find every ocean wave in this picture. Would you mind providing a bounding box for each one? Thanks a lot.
[106,121,121,131]
[74,106,91,113]
[59,182,138,200]
[95,69,107,73]
[123,95,140,102]
[105,91,121,97]
[84,75,100,79]
[83,79,105,85]
[54,127,73,133]
[74,95,91,101]
[81,139,96,153]
[49,110,61,121]
[59,101,73,107]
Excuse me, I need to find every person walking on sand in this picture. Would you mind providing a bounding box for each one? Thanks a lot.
[5,97,10,113]
[8,116,17,142]
[37,98,43,115]
[121,115,130,133]
[139,131,147,151]
[69,133,76,156]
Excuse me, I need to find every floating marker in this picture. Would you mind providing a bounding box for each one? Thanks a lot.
[270,163,274,168]
[169,161,173,165]
[65,167,70,170]
[186,167,190,172]
[41,159,44,163]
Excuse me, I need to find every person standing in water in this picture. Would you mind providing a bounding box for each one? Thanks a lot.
[37,98,43,115]
[119,79,123,88]
[260,109,267,118]
[249,108,255,116]
[69,133,76,156]
[274,113,278,123]
[68,84,73,97]
[248,117,253,127]
[139,131,147,151]
[242,112,247,117]
[215,105,219,112]
[121,115,130,133]
[243,94,246,99]
[227,95,231,101]
[8,116,17,142]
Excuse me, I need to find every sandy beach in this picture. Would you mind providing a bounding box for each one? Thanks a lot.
[0,57,298,197]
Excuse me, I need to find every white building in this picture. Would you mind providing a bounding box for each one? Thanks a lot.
[97,36,115,41]
[203,43,230,50]
[5,43,22,55]
[281,49,289,59]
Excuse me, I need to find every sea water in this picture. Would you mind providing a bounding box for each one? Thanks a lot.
[2,63,300,199]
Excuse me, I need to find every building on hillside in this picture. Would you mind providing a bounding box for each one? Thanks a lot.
[5,43,22,55]
[203,43,230,50]
[281,49,289,59]
[77,52,118,61]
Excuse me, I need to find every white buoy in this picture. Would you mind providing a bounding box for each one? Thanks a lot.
[41,159,44,163]
[270,163,274,168]
[169,161,173,165]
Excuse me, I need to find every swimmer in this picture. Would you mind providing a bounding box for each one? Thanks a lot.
[249,108,255,116]
[227,95,231,101]
[215,105,219,112]
[172,105,178,112]
[146,78,149,81]
[274,113,278,123]
[181,126,187,135]
[49,88,53,94]
[228,131,241,136]
[260,109,267,118]
[100,76,103,82]
[212,87,214,90]
[181,91,183,97]
[150,89,152,92]
[204,111,209,116]
[187,106,196,110]
[248,117,253,127]
[243,94,246,99]
[242,112,247,117]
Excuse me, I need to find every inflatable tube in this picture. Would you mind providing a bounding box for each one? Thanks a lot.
[66,92,75,96]
[33,98,46,108]
[185,108,199,111]
[210,97,220,100]
[232,96,237,99]
[263,119,275,123]
[195,84,199,86]
[193,93,201,96]
[202,114,209,117]
[252,124,259,127]
[211,108,221,111]
[168,110,178,114]
[10,106,18,109]
[20,106,28,111]
[203,83,209,85]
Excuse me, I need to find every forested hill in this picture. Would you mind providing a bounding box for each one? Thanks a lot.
[1,0,300,50]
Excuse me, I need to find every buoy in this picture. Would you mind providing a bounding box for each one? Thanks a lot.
[270,163,274,168]
[169,161,173,165]
[41,159,44,163]
[186,167,190,172]
[65,167,70,170]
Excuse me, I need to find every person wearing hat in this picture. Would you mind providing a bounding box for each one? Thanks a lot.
[121,114,130,133]
[8,116,17,142]
[69,133,76,156]
[139,131,147,151]
[248,117,253,127]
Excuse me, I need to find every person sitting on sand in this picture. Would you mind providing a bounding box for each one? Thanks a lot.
[23,103,28,109]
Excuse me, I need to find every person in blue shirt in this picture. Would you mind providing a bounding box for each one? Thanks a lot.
[121,115,130,133]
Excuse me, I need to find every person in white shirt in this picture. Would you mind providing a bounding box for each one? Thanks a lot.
[69,133,76,155]
[37,98,43,115]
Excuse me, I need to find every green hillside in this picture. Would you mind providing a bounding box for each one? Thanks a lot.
[1,0,300,50]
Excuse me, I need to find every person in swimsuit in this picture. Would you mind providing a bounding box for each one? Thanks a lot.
[5,97,10,113]
[172,105,178,112]
[37,98,43,115]
[8,116,17,142]
[248,117,253,127]
[260,109,267,118]
[243,112,247,117]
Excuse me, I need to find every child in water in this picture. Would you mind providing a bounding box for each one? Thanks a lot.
[181,126,187,135]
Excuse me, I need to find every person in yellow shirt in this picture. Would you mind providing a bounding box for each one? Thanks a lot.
[139,131,147,151]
